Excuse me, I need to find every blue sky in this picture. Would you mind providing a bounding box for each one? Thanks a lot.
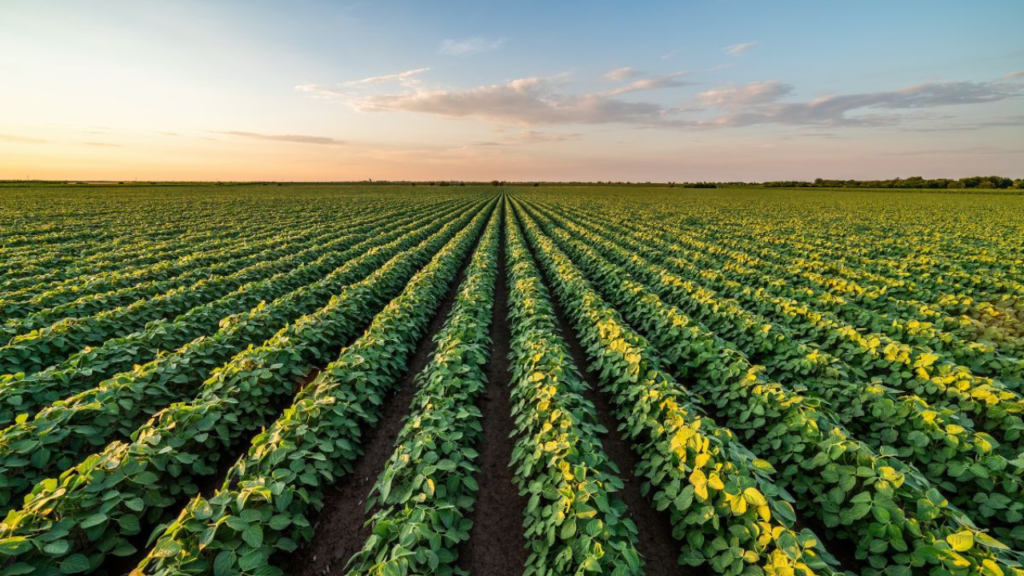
[1,0,1022,181]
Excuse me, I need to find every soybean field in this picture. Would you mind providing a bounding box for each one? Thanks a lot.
[1,184,1023,576]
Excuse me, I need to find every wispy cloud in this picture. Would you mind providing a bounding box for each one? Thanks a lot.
[599,71,691,96]
[439,37,504,56]
[352,77,663,125]
[295,68,430,99]
[603,67,644,81]
[725,42,757,56]
[468,130,582,147]
[295,84,348,98]
[300,70,1021,132]
[698,81,793,108]
[1005,71,1024,80]
[0,134,48,144]
[345,67,430,87]
[83,141,120,147]
[887,146,1024,156]
[218,131,345,145]
[691,78,1022,128]
[903,114,1024,132]
[517,130,582,143]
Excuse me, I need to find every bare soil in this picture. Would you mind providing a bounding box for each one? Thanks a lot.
[285,229,482,576]
[456,208,530,575]
[517,213,694,576]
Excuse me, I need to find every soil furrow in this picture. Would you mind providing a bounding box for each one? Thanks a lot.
[457,205,529,576]
[285,221,483,576]
[516,204,692,576]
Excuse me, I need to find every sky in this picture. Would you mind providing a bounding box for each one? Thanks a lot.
[1,0,1023,182]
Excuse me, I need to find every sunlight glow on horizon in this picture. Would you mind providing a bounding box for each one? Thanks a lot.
[2,0,1022,181]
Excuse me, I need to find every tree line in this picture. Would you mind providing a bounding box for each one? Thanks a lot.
[764,175,1023,189]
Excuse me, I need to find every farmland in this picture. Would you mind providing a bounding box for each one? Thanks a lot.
[1,183,1023,576]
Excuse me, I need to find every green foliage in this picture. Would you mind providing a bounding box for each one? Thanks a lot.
[511,203,841,576]
[131,201,496,576]
[527,198,1024,549]
[345,205,500,576]
[0,201,464,428]
[504,204,643,576]
[0,202,472,512]
[510,193,1024,576]
[3,184,1024,576]
[0,201,494,574]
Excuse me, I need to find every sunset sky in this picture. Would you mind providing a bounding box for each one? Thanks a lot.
[2,0,1022,182]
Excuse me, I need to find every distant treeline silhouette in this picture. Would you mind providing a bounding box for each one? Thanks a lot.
[764,175,1022,189]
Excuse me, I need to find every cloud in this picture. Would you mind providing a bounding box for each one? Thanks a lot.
[84,141,120,147]
[295,84,348,98]
[903,114,1024,132]
[352,77,664,125]
[0,134,48,144]
[218,131,345,145]
[295,68,430,100]
[299,71,1020,133]
[439,37,504,56]
[698,79,1022,128]
[600,71,691,96]
[887,146,1024,156]
[345,67,430,87]
[468,130,582,147]
[603,67,644,81]
[1005,71,1024,80]
[698,81,792,108]
[725,42,757,56]
[517,130,582,143]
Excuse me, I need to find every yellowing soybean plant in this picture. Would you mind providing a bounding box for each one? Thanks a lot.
[1,183,1023,576]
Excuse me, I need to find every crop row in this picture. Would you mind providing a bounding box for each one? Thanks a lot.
[343,203,500,576]
[504,202,643,575]
[627,215,1024,385]
[548,202,1024,455]
[0,203,462,378]
[644,208,1024,353]
[509,202,842,576]
[0,201,411,324]
[131,201,497,576]
[0,207,324,300]
[0,200,469,428]
[0,200,494,575]
[522,199,1024,548]
[513,198,1024,576]
[3,219,353,338]
[0,201,480,512]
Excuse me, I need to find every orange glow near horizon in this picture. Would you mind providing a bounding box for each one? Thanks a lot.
[2,2,1022,182]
